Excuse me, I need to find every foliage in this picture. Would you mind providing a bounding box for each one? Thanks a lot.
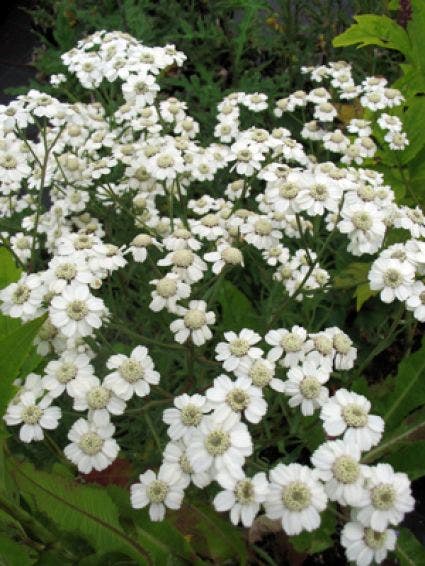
[0,7,424,564]
[333,0,425,207]
[19,0,400,139]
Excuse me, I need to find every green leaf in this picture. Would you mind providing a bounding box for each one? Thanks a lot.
[332,15,412,58]
[0,247,21,289]
[0,533,37,566]
[354,282,377,311]
[334,262,370,289]
[10,462,151,564]
[0,314,47,416]
[179,502,248,564]
[386,440,425,479]
[290,509,335,554]
[396,528,425,565]
[380,341,425,430]
[398,97,425,164]
[216,280,257,331]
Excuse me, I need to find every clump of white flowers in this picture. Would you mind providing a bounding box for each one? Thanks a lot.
[1,30,422,566]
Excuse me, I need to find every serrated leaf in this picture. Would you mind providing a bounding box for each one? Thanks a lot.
[10,462,151,564]
[0,314,47,416]
[396,528,425,565]
[334,262,370,289]
[386,440,425,479]
[0,533,37,566]
[290,509,335,554]
[216,280,257,331]
[380,341,425,430]
[332,15,412,58]
[0,247,21,289]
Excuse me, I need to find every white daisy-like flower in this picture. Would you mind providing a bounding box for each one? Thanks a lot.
[162,439,212,488]
[0,273,44,321]
[170,300,216,346]
[356,463,414,531]
[206,374,267,425]
[338,202,386,256]
[283,351,331,416]
[46,254,94,293]
[130,465,186,521]
[214,470,269,527]
[313,102,337,122]
[49,283,107,338]
[240,215,282,250]
[341,520,397,566]
[320,390,384,451]
[163,393,209,442]
[327,327,357,370]
[406,280,425,322]
[64,415,119,473]
[215,329,263,374]
[204,242,244,274]
[149,273,191,313]
[157,249,207,283]
[4,391,61,443]
[368,257,415,303]
[42,351,94,398]
[311,439,368,506]
[126,233,162,263]
[265,325,307,367]
[104,346,160,401]
[69,375,126,425]
[187,412,253,478]
[265,463,327,536]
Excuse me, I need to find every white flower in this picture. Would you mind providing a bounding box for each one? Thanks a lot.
[163,393,209,442]
[242,92,268,112]
[4,392,61,442]
[313,102,337,122]
[204,243,244,274]
[187,413,252,478]
[215,329,263,374]
[368,257,415,303]
[406,280,425,322]
[162,439,211,488]
[341,521,397,566]
[64,416,119,473]
[265,325,307,367]
[320,390,384,451]
[126,233,162,263]
[206,374,267,424]
[42,351,94,398]
[104,346,160,401]
[69,375,126,425]
[130,466,186,521]
[237,356,284,392]
[327,327,357,370]
[149,273,191,313]
[49,283,107,338]
[338,202,386,256]
[170,300,215,346]
[265,463,327,536]
[0,273,44,321]
[354,463,415,533]
[240,215,282,250]
[157,249,207,283]
[214,470,268,527]
[283,352,331,416]
[311,440,368,506]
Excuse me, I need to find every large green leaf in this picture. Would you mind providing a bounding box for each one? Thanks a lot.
[0,315,47,416]
[386,440,425,479]
[333,15,412,58]
[0,533,37,566]
[379,341,425,430]
[216,280,257,331]
[396,528,425,565]
[10,462,151,564]
[0,247,21,290]
[398,97,425,164]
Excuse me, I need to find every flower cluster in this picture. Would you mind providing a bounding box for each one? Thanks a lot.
[0,30,423,566]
